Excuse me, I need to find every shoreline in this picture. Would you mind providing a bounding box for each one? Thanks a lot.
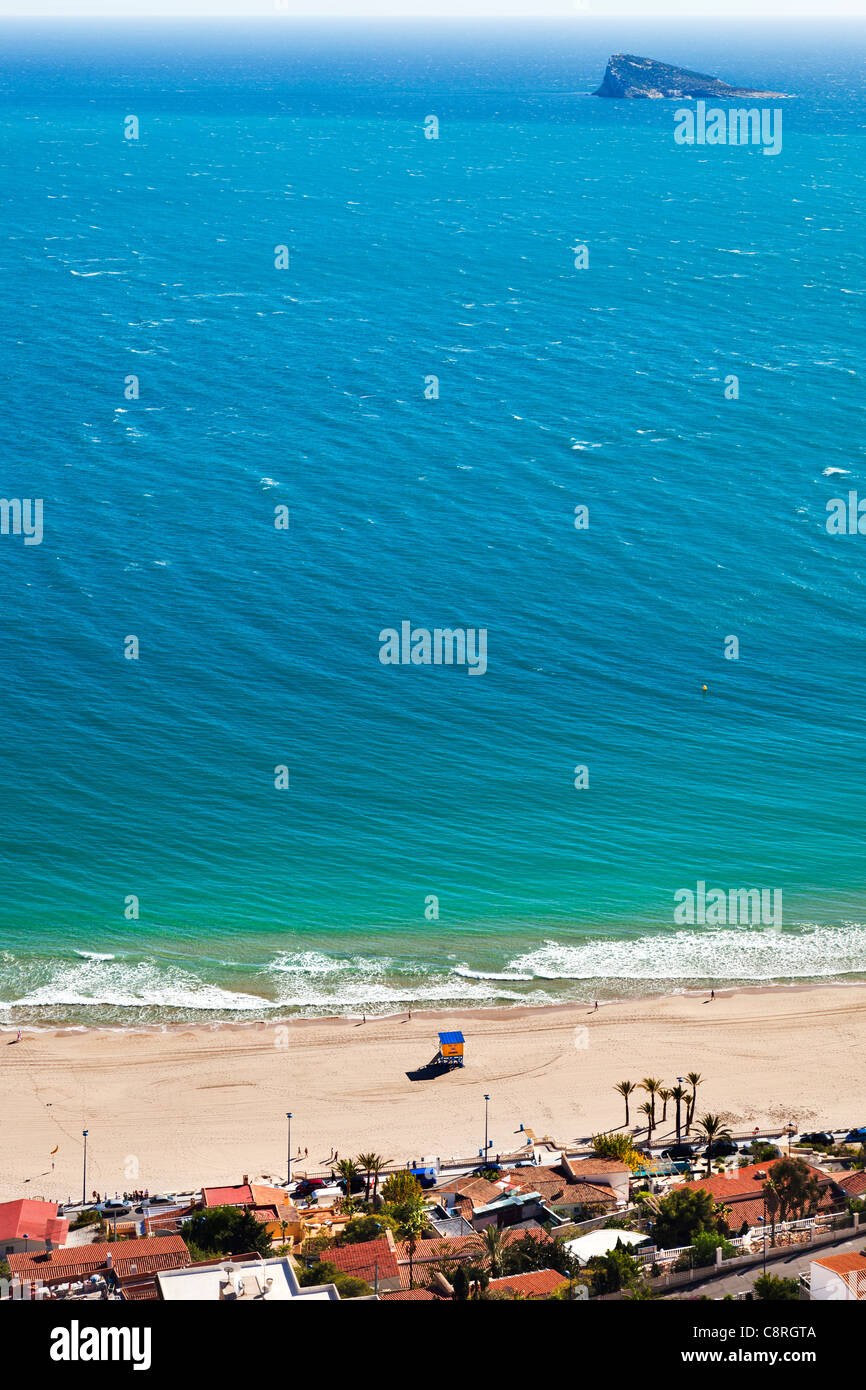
[1,981,864,1204]
[3,975,866,1037]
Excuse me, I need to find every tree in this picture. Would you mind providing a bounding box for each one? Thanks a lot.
[299,1260,373,1299]
[591,1131,642,1170]
[585,1241,643,1296]
[638,1101,655,1146]
[380,1170,422,1206]
[658,1088,672,1124]
[764,1158,821,1225]
[335,1157,360,1193]
[641,1077,662,1126]
[395,1201,428,1288]
[696,1114,732,1176]
[452,1265,470,1301]
[341,1213,397,1244]
[355,1152,378,1203]
[614,1080,636,1127]
[369,1155,391,1206]
[651,1187,728,1249]
[754,1273,800,1301]
[472,1226,507,1277]
[670,1085,688,1143]
[180,1205,272,1259]
[685,1072,704,1130]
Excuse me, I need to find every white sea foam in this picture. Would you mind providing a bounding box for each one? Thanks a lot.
[506,925,866,982]
[5,959,273,1013]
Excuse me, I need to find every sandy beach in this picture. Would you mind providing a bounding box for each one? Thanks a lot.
[2,985,864,1205]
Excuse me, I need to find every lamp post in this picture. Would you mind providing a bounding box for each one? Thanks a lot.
[82,1130,88,1207]
[286,1113,292,1189]
[483,1094,490,1161]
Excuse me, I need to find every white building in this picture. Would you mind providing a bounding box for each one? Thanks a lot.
[157,1256,345,1302]
[809,1252,866,1301]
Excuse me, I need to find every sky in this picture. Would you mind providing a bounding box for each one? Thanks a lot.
[0,0,862,19]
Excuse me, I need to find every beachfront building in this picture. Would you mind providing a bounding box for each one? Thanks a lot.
[0,1198,68,1257]
[561,1157,632,1207]
[6,1235,191,1297]
[199,1179,303,1247]
[157,1254,347,1301]
[498,1162,618,1221]
[670,1160,841,1235]
[809,1252,866,1301]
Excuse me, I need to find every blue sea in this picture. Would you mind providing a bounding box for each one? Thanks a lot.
[1,20,865,1025]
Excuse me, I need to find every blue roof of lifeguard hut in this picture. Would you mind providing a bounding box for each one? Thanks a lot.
[438,1031,464,1044]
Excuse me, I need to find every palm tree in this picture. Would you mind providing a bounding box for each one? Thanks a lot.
[685,1073,704,1131]
[658,1088,672,1124]
[355,1152,378,1203]
[638,1100,655,1146]
[396,1203,428,1289]
[641,1077,662,1126]
[669,1085,687,1144]
[614,1080,636,1127]
[473,1225,507,1278]
[696,1113,732,1176]
[335,1157,360,1195]
[369,1155,391,1207]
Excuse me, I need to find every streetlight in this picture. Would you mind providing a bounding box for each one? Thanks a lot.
[286,1113,293,1189]
[82,1130,88,1207]
[483,1094,490,1160]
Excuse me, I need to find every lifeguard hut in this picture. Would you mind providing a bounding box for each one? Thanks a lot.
[437,1031,465,1068]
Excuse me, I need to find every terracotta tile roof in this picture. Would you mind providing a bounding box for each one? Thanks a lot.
[487,1268,568,1299]
[119,1281,160,1301]
[0,1199,69,1245]
[201,1184,254,1208]
[7,1235,190,1283]
[838,1170,866,1198]
[499,1166,616,1207]
[381,1288,441,1300]
[250,1206,279,1224]
[395,1227,549,1290]
[330,1237,399,1284]
[436,1176,503,1208]
[812,1251,866,1276]
[681,1160,832,1206]
[564,1157,631,1176]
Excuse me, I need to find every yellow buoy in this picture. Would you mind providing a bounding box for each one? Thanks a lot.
[702,685,707,691]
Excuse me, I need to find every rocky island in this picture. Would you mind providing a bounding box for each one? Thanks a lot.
[594,54,790,100]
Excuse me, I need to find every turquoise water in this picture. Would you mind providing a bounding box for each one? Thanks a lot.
[1,21,866,1024]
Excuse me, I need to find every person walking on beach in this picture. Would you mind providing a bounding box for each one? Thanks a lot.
[711,989,715,1001]
[594,1001,598,1012]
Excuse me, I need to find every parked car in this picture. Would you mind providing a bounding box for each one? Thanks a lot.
[337,1174,365,1195]
[99,1201,131,1216]
[146,1195,176,1206]
[704,1139,738,1160]
[800,1131,834,1148]
[292,1178,326,1199]
[844,1126,866,1144]
[660,1144,695,1160]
